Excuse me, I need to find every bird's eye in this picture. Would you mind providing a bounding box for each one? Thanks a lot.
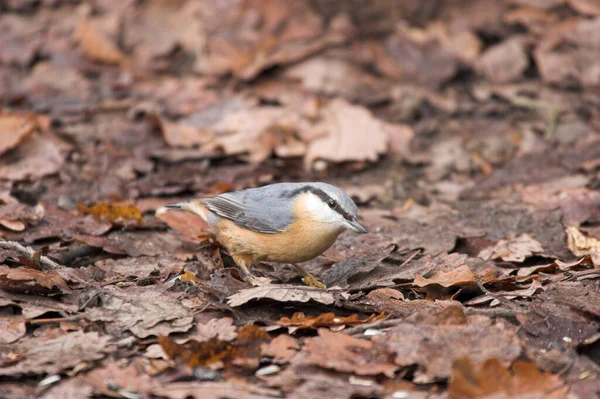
[328,199,336,208]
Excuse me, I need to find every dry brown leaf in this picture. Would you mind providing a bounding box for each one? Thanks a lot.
[304,328,397,377]
[158,325,269,370]
[153,115,215,148]
[568,0,600,16]
[197,1,352,80]
[227,285,336,307]
[85,285,193,338]
[213,106,305,163]
[260,334,299,364]
[0,218,26,232]
[0,113,39,156]
[0,331,110,376]
[413,265,477,288]
[77,202,142,224]
[75,19,126,65]
[156,210,210,242]
[150,381,280,399]
[0,266,70,294]
[304,99,389,168]
[84,362,158,397]
[374,315,522,383]
[177,317,237,344]
[122,0,205,64]
[276,312,387,333]
[0,134,66,181]
[478,234,545,262]
[0,315,26,344]
[476,37,529,83]
[567,226,600,257]
[449,358,568,399]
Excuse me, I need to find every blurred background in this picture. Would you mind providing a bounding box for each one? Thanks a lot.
[1,1,600,398]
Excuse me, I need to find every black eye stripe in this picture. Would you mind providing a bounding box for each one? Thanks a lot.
[282,185,353,220]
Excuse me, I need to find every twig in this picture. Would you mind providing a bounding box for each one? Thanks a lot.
[28,316,80,325]
[0,240,62,270]
[399,248,422,268]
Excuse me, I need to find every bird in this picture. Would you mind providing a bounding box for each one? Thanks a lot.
[156,182,368,288]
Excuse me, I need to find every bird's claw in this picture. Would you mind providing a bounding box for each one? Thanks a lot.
[302,274,327,289]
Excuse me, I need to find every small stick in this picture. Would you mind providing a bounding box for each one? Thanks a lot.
[28,316,80,325]
[0,240,62,270]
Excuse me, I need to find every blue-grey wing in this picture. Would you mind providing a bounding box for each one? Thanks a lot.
[199,186,296,233]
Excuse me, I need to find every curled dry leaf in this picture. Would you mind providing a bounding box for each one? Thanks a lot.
[0,315,26,344]
[568,0,600,16]
[373,314,522,383]
[158,325,270,370]
[449,357,568,399]
[75,18,127,65]
[177,317,238,343]
[566,226,600,257]
[85,285,193,338]
[276,312,387,333]
[151,114,215,148]
[260,334,299,364]
[0,266,69,294]
[77,202,142,224]
[84,362,158,397]
[150,381,280,399]
[475,37,529,83]
[0,113,39,156]
[304,328,398,377]
[478,234,545,263]
[156,210,210,242]
[0,331,110,376]
[0,133,66,181]
[413,265,477,288]
[227,285,336,307]
[304,99,389,169]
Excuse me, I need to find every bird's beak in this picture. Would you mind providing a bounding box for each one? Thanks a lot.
[345,218,368,234]
[156,202,192,215]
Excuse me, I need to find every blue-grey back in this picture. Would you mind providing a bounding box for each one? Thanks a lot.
[200,182,357,233]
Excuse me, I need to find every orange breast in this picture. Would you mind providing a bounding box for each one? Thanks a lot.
[214,195,344,265]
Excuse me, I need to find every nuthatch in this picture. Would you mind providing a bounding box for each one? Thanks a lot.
[157,182,368,287]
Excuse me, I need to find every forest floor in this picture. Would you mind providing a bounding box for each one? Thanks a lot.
[1,0,600,398]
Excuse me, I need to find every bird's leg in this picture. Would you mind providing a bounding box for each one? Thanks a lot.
[232,254,271,286]
[292,264,326,289]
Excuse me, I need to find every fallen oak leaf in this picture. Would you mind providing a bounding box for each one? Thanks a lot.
[276,312,387,333]
[75,19,127,66]
[449,357,568,399]
[158,325,270,370]
[0,265,69,294]
[260,334,299,364]
[304,99,390,169]
[0,113,39,156]
[0,315,26,344]
[227,285,339,307]
[413,265,477,288]
[478,234,545,263]
[304,328,398,377]
[77,202,142,224]
[0,331,110,376]
[372,313,522,383]
[566,226,600,257]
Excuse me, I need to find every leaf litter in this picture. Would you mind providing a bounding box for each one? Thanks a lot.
[1,0,599,398]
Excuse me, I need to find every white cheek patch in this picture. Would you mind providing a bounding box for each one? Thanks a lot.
[303,193,344,224]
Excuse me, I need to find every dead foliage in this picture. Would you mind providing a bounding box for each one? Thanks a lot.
[1,0,599,397]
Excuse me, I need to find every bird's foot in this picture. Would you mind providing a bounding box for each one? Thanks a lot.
[292,264,327,289]
[301,274,327,289]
